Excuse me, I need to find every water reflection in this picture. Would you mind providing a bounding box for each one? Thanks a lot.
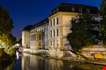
[48,59,63,70]
[22,54,48,70]
[0,60,13,70]
[21,54,83,70]
[1,53,103,70]
[22,54,65,70]
[21,54,102,70]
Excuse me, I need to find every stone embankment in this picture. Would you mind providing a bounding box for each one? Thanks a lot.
[23,48,106,65]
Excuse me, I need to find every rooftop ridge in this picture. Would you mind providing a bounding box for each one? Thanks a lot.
[23,3,99,31]
[50,2,99,15]
[57,3,98,8]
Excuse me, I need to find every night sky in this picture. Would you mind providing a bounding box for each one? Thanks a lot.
[0,0,102,38]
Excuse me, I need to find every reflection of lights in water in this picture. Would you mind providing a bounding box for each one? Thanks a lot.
[15,43,20,46]
[16,51,19,59]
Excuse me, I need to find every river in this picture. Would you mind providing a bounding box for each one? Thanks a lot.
[1,53,103,70]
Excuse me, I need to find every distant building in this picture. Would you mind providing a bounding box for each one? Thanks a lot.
[22,3,99,58]
[22,19,48,49]
[22,25,33,48]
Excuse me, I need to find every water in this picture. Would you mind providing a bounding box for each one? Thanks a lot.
[1,53,103,70]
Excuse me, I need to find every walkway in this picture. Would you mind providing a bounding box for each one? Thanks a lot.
[86,60,106,65]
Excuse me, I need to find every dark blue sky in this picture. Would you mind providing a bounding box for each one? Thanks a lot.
[0,0,102,38]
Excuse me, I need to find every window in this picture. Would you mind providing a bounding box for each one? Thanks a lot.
[72,7,75,11]
[50,30,52,37]
[79,8,82,13]
[57,29,59,36]
[87,9,90,13]
[35,35,37,40]
[51,41,52,46]
[53,18,55,26]
[57,43,58,47]
[50,20,52,26]
[53,29,55,37]
[54,41,55,47]
[57,17,59,24]
[30,34,35,41]
[39,34,41,40]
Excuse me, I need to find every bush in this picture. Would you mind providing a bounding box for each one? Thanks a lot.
[0,48,4,58]
[4,47,16,57]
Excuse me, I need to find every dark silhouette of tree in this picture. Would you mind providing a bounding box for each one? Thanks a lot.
[0,7,13,34]
[67,14,100,52]
[0,6,15,47]
[101,0,106,44]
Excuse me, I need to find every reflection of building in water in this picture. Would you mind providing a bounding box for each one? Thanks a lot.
[22,3,100,58]
[48,59,63,70]
[22,54,48,70]
[21,54,102,70]
[29,55,40,70]
[22,54,40,70]
[22,55,30,70]
[21,54,64,70]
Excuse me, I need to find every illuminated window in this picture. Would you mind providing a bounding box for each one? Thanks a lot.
[30,34,35,41]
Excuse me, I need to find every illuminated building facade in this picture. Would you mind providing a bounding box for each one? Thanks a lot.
[22,3,99,57]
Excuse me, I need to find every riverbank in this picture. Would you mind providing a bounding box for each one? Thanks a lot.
[0,50,16,70]
[22,50,106,66]
[21,53,104,70]
[0,48,16,61]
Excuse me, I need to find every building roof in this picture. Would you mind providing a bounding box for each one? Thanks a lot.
[22,18,48,31]
[33,18,48,28]
[23,3,99,31]
[51,3,99,15]
[22,25,33,31]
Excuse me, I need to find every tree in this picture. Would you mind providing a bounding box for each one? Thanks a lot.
[0,33,16,47]
[101,0,106,44]
[0,6,15,47]
[67,14,100,52]
[0,7,13,34]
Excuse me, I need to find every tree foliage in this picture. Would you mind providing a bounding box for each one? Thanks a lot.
[0,33,16,47]
[67,14,100,51]
[101,0,106,44]
[0,7,16,47]
[0,7,13,34]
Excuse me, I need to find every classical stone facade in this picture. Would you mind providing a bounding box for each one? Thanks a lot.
[22,3,99,58]
[22,19,48,49]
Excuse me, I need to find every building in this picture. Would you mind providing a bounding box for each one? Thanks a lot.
[29,19,48,50]
[22,3,99,58]
[22,19,48,53]
[22,25,33,48]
